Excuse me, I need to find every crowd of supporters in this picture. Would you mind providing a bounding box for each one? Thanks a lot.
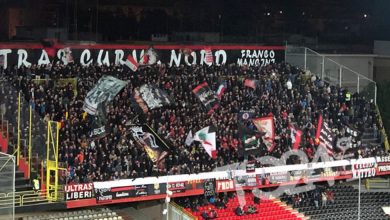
[281,185,335,209]
[175,191,259,219]
[0,61,385,183]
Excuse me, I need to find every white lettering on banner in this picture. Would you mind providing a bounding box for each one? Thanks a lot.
[97,50,110,66]
[241,50,275,59]
[379,165,390,172]
[65,183,93,192]
[353,168,376,178]
[352,159,377,179]
[270,172,288,182]
[136,191,147,196]
[376,156,390,163]
[98,195,112,201]
[80,49,93,66]
[2,47,280,68]
[169,50,227,67]
[57,49,65,63]
[114,50,125,65]
[215,50,227,65]
[91,126,105,136]
[17,49,31,68]
[184,52,197,66]
[116,192,129,198]
[353,162,376,170]
[199,50,208,66]
[66,191,92,200]
[65,183,94,200]
[237,50,276,67]
[217,180,234,191]
[0,49,12,69]
[167,182,185,189]
[38,49,50,66]
[169,50,181,67]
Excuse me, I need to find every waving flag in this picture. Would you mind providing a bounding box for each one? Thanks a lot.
[238,109,255,122]
[83,76,128,116]
[316,115,335,156]
[128,125,170,163]
[216,81,227,99]
[244,79,257,89]
[237,109,258,156]
[192,82,219,114]
[204,48,213,66]
[125,55,139,71]
[194,126,217,159]
[290,123,302,150]
[139,47,158,65]
[252,116,275,152]
[83,76,128,137]
[185,130,194,146]
[131,84,173,113]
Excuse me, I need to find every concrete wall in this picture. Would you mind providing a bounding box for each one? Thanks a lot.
[374,41,390,56]
[374,57,390,82]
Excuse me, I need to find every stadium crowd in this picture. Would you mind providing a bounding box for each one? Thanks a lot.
[175,191,259,219]
[281,186,335,209]
[0,61,385,183]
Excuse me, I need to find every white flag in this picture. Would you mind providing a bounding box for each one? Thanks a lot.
[185,130,193,146]
[194,126,216,159]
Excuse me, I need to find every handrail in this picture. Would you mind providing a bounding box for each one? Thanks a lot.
[376,106,390,153]
[170,202,198,220]
[0,189,64,207]
[365,178,390,190]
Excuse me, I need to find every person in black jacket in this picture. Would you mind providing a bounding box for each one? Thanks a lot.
[254,195,261,204]
[235,206,244,216]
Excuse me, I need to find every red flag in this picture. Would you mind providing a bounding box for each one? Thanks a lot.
[140,53,149,65]
[216,81,227,100]
[293,129,302,150]
[125,55,139,71]
[294,130,302,150]
[244,79,257,89]
[42,38,59,58]
[316,114,335,156]
[252,116,275,152]
[289,123,303,150]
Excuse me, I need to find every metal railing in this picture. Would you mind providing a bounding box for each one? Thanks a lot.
[365,178,390,190]
[376,106,390,153]
[168,202,198,220]
[285,46,377,104]
[0,189,64,208]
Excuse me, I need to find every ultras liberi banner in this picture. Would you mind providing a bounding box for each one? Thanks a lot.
[0,44,284,68]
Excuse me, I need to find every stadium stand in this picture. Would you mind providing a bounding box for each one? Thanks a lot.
[176,192,305,220]
[20,207,123,220]
[281,185,390,220]
[0,62,385,184]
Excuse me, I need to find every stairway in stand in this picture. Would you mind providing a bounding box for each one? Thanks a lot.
[361,126,381,149]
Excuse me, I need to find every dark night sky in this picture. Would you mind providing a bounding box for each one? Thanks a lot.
[1,0,390,44]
